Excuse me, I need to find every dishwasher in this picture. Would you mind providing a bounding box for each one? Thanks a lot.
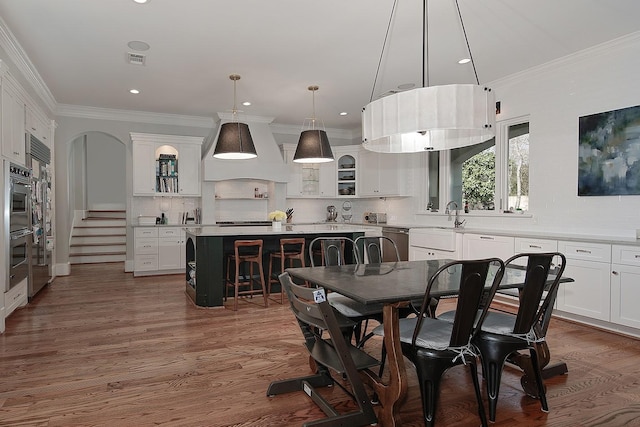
[382,227,410,261]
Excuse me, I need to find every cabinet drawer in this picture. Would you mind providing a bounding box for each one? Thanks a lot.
[135,238,158,254]
[514,237,557,253]
[5,279,28,316]
[135,254,159,271]
[135,227,158,238]
[558,241,611,262]
[611,244,640,266]
[159,227,181,238]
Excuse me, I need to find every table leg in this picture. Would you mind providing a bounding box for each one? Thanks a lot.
[362,302,407,427]
[508,341,568,397]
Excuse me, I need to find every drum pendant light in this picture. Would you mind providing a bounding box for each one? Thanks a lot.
[213,74,257,160]
[362,0,495,153]
[293,86,334,163]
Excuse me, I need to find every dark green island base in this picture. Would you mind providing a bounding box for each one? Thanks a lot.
[184,225,370,307]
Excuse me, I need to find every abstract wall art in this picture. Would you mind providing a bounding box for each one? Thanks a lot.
[578,104,640,196]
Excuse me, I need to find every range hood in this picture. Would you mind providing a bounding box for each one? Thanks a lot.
[203,113,288,182]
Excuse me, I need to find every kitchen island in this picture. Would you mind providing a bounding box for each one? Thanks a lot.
[184,224,373,307]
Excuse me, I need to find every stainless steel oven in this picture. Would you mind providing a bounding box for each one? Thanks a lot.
[9,163,31,233]
[8,228,32,290]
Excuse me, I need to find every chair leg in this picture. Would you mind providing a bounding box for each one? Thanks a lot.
[413,357,447,427]
[469,360,488,427]
[529,347,549,412]
[258,259,268,308]
[233,259,240,311]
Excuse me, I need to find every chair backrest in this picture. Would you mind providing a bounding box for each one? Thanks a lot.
[279,238,305,256]
[234,239,263,258]
[413,258,505,348]
[279,272,355,333]
[309,237,360,267]
[354,235,400,264]
[504,252,566,336]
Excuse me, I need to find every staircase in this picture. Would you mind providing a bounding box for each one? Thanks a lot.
[69,210,126,264]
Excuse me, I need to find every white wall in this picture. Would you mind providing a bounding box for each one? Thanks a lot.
[86,132,125,210]
[380,33,640,238]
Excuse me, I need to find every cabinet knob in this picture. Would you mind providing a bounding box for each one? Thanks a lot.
[612,270,619,276]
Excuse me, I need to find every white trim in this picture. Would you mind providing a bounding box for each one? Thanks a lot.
[56,104,214,128]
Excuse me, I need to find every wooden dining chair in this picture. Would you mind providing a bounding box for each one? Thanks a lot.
[266,272,379,427]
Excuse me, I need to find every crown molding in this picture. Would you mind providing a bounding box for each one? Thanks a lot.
[0,15,57,115]
[488,31,640,88]
[56,104,214,128]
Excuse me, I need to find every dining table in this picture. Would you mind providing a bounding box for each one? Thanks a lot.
[286,259,573,427]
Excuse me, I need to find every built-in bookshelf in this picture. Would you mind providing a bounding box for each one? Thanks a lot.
[156,153,178,193]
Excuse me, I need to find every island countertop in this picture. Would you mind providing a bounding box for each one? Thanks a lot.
[185,224,379,237]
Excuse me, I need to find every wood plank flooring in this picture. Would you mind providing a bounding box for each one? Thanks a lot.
[1,263,639,426]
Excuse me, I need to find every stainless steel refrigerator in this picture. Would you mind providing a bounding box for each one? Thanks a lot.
[27,134,52,299]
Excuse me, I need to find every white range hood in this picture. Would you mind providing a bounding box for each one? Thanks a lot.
[203,113,288,182]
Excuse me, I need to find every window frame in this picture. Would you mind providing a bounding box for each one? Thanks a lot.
[420,115,531,215]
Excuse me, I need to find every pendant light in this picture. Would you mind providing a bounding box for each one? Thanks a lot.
[293,85,334,163]
[361,0,495,153]
[213,74,257,160]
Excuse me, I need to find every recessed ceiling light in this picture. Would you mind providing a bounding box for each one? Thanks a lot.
[242,101,251,106]
[458,58,471,64]
[339,112,348,116]
[129,89,140,94]
[127,40,150,51]
[133,0,149,4]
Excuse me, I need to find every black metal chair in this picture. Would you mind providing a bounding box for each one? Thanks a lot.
[355,235,400,264]
[266,272,379,427]
[470,252,567,422]
[373,258,505,427]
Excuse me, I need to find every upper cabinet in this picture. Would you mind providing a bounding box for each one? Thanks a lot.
[282,144,336,198]
[334,147,358,197]
[25,106,51,147]
[1,73,26,166]
[131,133,203,197]
[359,150,411,197]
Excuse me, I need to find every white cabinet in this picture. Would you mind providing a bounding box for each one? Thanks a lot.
[132,140,157,195]
[158,227,185,270]
[130,133,203,197]
[282,144,336,197]
[25,106,51,146]
[556,240,611,321]
[359,150,410,197]
[610,245,640,329]
[1,75,26,165]
[335,148,358,197]
[134,227,186,276]
[462,233,514,260]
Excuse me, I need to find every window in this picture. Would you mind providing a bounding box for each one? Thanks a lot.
[424,117,530,213]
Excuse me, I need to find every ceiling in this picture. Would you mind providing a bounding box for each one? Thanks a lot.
[0,0,639,132]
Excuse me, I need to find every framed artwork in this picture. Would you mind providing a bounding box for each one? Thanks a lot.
[578,104,640,196]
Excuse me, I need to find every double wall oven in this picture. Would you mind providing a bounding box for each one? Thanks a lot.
[5,162,33,292]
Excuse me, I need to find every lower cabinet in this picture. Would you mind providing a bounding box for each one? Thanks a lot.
[556,240,611,321]
[462,233,515,260]
[610,245,640,329]
[134,227,186,276]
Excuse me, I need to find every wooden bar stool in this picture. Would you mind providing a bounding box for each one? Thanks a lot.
[225,239,268,311]
[268,238,306,303]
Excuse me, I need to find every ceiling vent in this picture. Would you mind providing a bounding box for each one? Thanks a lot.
[127,52,146,65]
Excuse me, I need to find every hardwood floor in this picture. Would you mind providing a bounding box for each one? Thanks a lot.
[1,263,639,426]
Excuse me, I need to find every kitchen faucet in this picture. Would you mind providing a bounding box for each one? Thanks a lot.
[445,201,466,228]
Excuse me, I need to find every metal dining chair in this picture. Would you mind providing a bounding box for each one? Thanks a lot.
[373,258,505,427]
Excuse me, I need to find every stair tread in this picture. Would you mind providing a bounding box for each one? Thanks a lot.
[70,251,126,257]
[84,217,125,220]
[72,233,126,237]
[74,225,125,228]
[70,242,125,247]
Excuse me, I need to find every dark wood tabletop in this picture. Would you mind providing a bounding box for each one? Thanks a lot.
[286,259,570,305]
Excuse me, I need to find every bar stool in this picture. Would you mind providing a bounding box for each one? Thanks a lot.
[225,239,268,311]
[268,238,306,303]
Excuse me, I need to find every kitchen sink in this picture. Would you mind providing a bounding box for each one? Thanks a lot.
[409,227,457,251]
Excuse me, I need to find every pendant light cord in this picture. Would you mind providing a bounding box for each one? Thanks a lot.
[423,0,428,88]
[369,0,398,102]
[455,0,480,85]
